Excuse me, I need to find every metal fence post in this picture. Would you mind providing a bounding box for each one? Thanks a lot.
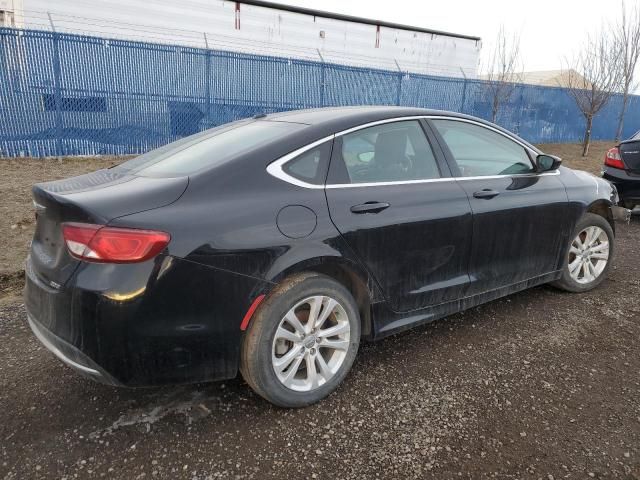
[394,59,402,106]
[317,49,325,107]
[516,85,525,135]
[48,13,63,157]
[459,68,468,113]
[204,33,211,122]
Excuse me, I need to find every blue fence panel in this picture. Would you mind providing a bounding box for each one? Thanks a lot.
[323,64,400,106]
[1,27,639,158]
[401,74,466,112]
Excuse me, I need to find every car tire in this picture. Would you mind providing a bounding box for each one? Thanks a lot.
[551,213,614,293]
[240,272,360,408]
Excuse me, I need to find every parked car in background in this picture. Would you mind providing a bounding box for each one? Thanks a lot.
[25,106,620,408]
[603,130,640,210]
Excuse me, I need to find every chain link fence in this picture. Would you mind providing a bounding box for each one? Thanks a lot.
[1,27,639,158]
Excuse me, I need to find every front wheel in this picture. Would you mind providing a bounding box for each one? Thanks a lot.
[552,213,614,293]
[240,272,360,408]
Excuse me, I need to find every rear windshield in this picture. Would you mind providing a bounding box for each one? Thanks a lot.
[117,120,305,177]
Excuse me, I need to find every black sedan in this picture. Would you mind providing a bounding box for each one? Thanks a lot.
[602,130,640,210]
[25,106,620,407]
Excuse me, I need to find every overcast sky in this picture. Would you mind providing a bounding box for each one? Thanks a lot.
[267,0,631,72]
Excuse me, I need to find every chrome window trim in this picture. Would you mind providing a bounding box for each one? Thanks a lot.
[423,116,538,156]
[266,115,545,189]
[325,170,560,189]
[266,135,335,189]
[333,115,433,137]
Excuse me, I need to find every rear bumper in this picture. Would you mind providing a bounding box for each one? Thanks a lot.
[27,313,122,385]
[24,254,272,387]
[602,167,640,202]
[611,205,632,223]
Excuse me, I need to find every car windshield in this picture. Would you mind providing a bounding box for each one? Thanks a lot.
[117,120,306,177]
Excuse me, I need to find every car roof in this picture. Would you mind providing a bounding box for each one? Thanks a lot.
[264,106,445,128]
[261,106,540,153]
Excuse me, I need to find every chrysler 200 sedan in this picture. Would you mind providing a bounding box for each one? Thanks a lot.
[26,106,619,407]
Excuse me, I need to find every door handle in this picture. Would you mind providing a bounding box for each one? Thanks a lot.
[473,189,500,199]
[350,202,390,214]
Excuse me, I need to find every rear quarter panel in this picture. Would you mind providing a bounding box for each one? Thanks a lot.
[109,154,380,300]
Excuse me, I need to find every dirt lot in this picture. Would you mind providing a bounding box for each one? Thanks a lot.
[2,142,639,479]
[537,142,612,176]
[0,156,122,293]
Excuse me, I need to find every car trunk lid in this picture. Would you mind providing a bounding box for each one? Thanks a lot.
[30,169,188,287]
[620,140,640,173]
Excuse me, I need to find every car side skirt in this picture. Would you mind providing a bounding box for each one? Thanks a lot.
[371,270,562,340]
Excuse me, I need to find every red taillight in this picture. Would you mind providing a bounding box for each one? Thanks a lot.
[605,147,625,169]
[62,223,170,263]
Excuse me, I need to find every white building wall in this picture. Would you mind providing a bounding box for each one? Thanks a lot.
[16,0,481,78]
[0,0,22,27]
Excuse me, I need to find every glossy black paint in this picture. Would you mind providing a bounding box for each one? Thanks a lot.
[455,175,571,292]
[603,137,640,205]
[326,176,473,312]
[324,120,473,313]
[24,106,617,387]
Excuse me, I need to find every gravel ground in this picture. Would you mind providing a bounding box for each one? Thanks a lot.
[1,217,639,479]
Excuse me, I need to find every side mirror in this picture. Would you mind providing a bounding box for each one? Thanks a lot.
[535,154,562,172]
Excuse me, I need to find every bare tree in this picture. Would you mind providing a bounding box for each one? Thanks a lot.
[484,26,522,123]
[613,0,640,141]
[566,32,623,157]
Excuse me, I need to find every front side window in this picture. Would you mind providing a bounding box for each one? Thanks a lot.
[336,120,441,184]
[431,120,534,177]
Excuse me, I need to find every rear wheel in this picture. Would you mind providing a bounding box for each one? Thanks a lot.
[240,272,360,408]
[552,213,614,293]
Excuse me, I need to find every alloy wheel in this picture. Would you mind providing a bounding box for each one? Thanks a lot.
[568,226,610,284]
[272,295,350,392]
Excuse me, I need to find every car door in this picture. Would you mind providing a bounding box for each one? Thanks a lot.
[429,118,571,294]
[325,119,473,313]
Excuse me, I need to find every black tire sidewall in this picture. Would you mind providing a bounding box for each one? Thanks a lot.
[243,274,361,408]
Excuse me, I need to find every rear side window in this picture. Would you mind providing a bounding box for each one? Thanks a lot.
[334,120,441,184]
[117,120,305,177]
[431,120,533,177]
[282,142,332,185]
